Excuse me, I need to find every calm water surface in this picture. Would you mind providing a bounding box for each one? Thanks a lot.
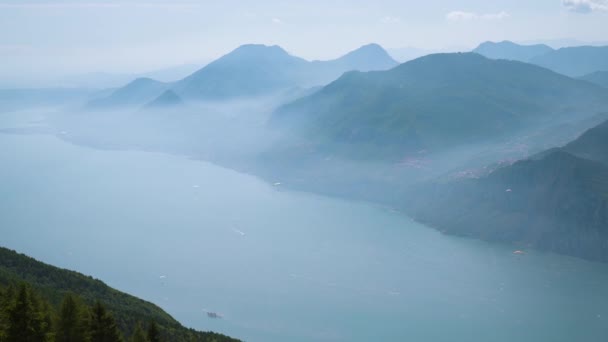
[2,111,608,342]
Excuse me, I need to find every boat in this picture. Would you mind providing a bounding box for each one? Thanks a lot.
[205,311,224,319]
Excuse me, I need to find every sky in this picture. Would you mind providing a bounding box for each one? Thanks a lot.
[0,0,607,85]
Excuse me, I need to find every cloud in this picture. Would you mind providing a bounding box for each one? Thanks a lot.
[380,16,401,24]
[271,17,283,24]
[446,10,510,21]
[562,0,608,13]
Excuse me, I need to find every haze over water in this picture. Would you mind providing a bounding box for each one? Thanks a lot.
[2,111,608,342]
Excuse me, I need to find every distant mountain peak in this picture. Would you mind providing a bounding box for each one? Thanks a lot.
[530,45,608,77]
[393,52,488,72]
[334,43,398,71]
[226,44,293,60]
[476,40,551,49]
[234,43,285,51]
[145,89,183,108]
[126,77,164,87]
[273,50,608,158]
[86,77,168,109]
[352,43,386,53]
[478,40,516,47]
[343,43,393,59]
[473,41,553,62]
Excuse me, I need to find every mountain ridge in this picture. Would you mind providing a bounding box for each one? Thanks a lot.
[580,71,608,88]
[473,40,553,62]
[0,246,240,341]
[90,43,398,107]
[87,77,170,109]
[145,89,184,108]
[530,46,608,77]
[271,52,608,159]
[405,119,608,262]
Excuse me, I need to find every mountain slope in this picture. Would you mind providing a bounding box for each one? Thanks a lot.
[172,43,397,101]
[173,44,310,100]
[473,41,553,62]
[145,89,184,108]
[406,119,608,262]
[87,44,397,105]
[87,78,169,109]
[272,53,608,159]
[313,43,398,72]
[0,246,239,341]
[580,71,608,88]
[564,119,608,165]
[530,46,608,77]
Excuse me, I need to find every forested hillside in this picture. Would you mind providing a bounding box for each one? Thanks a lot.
[0,247,240,342]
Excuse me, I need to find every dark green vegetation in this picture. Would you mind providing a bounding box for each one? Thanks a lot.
[406,119,608,262]
[580,71,608,89]
[473,40,553,62]
[0,247,240,342]
[272,53,608,160]
[529,46,608,77]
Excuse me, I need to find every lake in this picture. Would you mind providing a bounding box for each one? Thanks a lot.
[2,111,608,342]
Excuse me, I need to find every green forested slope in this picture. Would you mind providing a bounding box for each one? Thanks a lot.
[406,120,608,262]
[272,53,608,160]
[0,247,240,342]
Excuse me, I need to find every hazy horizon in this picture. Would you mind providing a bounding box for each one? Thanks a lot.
[1,0,608,87]
[3,1,608,341]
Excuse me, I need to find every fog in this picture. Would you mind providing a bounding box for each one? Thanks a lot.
[3,83,605,208]
[3,88,608,342]
[3,0,608,340]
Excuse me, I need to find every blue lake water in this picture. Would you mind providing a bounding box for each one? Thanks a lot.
[2,112,608,341]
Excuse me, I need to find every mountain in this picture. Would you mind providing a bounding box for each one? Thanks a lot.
[145,89,184,108]
[172,44,310,100]
[406,119,608,262]
[172,43,397,101]
[0,246,239,341]
[313,43,398,72]
[88,44,397,106]
[530,46,608,77]
[271,53,608,160]
[563,119,608,165]
[387,47,436,63]
[473,40,553,62]
[87,77,169,109]
[580,71,608,88]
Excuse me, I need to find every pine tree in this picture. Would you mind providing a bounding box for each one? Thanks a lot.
[6,283,46,341]
[146,321,161,342]
[56,293,87,342]
[37,298,54,342]
[89,300,123,342]
[0,286,8,341]
[129,322,148,342]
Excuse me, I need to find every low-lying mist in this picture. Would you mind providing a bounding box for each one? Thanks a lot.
[5,86,605,212]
